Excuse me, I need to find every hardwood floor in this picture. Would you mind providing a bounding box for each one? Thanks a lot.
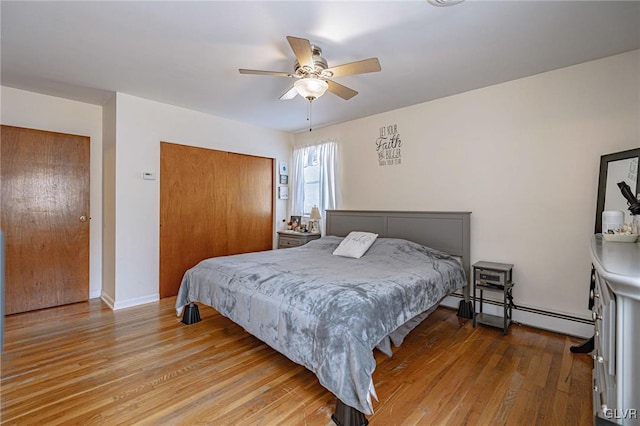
[1,297,593,425]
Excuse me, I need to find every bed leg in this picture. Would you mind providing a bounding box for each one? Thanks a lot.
[457,285,473,320]
[331,400,368,426]
[181,303,201,325]
[457,299,473,319]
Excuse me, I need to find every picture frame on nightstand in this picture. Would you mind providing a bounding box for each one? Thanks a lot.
[290,215,301,230]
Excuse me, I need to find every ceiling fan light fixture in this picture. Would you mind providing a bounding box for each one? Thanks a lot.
[294,78,329,100]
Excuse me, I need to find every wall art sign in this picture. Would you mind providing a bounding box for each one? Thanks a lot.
[279,161,289,176]
[376,123,402,166]
[278,186,289,200]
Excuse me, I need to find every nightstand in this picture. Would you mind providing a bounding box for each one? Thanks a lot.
[277,231,321,249]
[472,261,514,334]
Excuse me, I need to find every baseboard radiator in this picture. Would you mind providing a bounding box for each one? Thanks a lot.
[444,292,593,338]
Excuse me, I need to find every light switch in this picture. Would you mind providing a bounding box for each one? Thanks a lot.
[143,172,156,180]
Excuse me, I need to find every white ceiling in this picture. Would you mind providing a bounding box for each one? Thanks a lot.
[2,1,639,134]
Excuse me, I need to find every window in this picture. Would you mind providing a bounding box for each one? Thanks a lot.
[291,140,337,221]
[302,147,320,216]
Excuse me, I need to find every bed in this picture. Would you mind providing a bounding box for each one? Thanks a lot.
[175,210,471,425]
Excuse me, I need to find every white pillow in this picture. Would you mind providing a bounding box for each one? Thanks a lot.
[332,231,379,259]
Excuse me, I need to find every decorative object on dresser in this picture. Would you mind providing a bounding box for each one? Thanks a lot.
[472,261,514,335]
[590,235,640,425]
[277,230,321,249]
[617,181,640,216]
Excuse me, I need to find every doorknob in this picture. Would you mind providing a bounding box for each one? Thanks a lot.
[80,215,87,222]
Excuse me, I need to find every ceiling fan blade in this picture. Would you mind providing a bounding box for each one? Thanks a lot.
[286,36,313,69]
[325,58,381,78]
[279,86,298,100]
[239,69,295,78]
[326,79,358,100]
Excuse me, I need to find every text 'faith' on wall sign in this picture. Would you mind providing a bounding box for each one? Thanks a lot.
[376,124,402,166]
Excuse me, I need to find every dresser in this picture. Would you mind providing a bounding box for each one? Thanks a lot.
[277,231,321,249]
[590,235,640,425]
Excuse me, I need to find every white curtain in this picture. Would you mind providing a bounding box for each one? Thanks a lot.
[291,139,337,226]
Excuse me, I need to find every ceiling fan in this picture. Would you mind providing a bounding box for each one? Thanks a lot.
[239,36,381,102]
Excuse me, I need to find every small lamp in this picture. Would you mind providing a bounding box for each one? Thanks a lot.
[309,206,322,234]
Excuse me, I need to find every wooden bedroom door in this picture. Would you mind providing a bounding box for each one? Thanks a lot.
[1,125,90,315]
[159,143,273,298]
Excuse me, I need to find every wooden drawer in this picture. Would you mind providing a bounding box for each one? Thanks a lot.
[593,272,616,377]
[594,356,617,421]
[278,235,305,248]
[592,268,618,422]
[277,232,321,249]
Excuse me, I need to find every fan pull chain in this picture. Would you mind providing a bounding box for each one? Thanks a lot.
[308,99,313,132]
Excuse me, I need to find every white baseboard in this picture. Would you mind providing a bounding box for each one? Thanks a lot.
[100,292,159,310]
[442,295,593,339]
[100,291,116,309]
[112,294,159,310]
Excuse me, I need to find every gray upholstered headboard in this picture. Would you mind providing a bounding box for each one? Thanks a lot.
[325,210,471,284]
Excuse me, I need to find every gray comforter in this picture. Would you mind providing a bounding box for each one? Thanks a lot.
[175,236,466,415]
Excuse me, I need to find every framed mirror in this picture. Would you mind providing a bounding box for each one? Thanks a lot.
[594,148,640,233]
[572,147,639,354]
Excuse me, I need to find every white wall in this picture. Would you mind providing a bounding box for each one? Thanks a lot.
[102,95,117,303]
[106,93,292,309]
[294,50,640,334]
[1,87,104,298]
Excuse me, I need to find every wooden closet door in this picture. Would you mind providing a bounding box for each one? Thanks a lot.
[1,125,90,315]
[226,152,274,255]
[159,143,273,298]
